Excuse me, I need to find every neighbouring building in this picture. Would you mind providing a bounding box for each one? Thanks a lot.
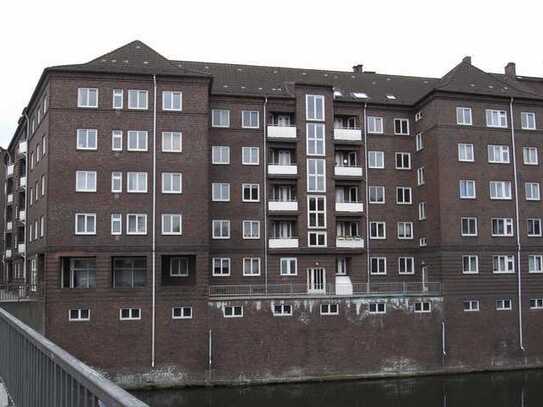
[3,41,543,387]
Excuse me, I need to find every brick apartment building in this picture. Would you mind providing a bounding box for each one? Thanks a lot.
[3,41,543,386]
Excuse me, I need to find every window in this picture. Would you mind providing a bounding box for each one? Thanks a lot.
[42,136,47,156]
[242,147,259,165]
[306,95,324,121]
[459,180,476,199]
[462,255,478,274]
[127,172,148,193]
[368,151,384,169]
[241,111,259,128]
[76,171,97,192]
[398,257,414,274]
[75,214,96,235]
[320,304,339,315]
[212,220,230,239]
[40,216,44,237]
[526,183,541,201]
[369,303,386,314]
[307,159,326,192]
[77,88,98,108]
[395,152,411,169]
[62,258,96,288]
[415,133,423,151]
[113,257,146,287]
[528,219,542,237]
[486,110,507,128]
[367,116,383,134]
[461,217,478,236]
[370,222,386,239]
[127,131,148,151]
[308,231,327,247]
[128,90,148,110]
[169,257,189,277]
[212,258,231,276]
[243,257,261,276]
[223,305,243,318]
[162,214,182,235]
[212,183,230,201]
[162,132,182,152]
[456,107,472,125]
[487,145,510,164]
[242,220,260,239]
[489,181,512,200]
[337,257,348,275]
[36,144,41,162]
[521,112,536,130]
[396,187,412,204]
[529,255,543,273]
[111,214,122,235]
[464,300,479,312]
[112,89,123,109]
[120,308,141,320]
[419,237,428,247]
[273,304,292,317]
[369,186,385,204]
[76,129,97,150]
[496,299,512,311]
[529,299,543,309]
[212,109,230,127]
[111,172,122,193]
[162,91,182,111]
[394,118,409,135]
[493,255,515,273]
[280,258,297,276]
[415,111,423,122]
[212,146,230,164]
[242,184,259,202]
[418,202,426,220]
[458,143,474,162]
[172,306,192,319]
[397,222,414,239]
[69,309,90,321]
[492,218,514,237]
[417,168,425,186]
[308,196,326,228]
[414,302,431,313]
[112,130,123,151]
[162,172,182,194]
[306,123,325,155]
[523,147,538,165]
[41,175,46,196]
[127,214,147,235]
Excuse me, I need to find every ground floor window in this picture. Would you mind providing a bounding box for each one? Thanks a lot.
[172,306,192,319]
[223,305,243,318]
[69,308,90,321]
[120,308,141,320]
[61,257,96,288]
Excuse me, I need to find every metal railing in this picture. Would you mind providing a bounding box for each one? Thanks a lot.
[0,307,149,407]
[0,284,41,302]
[209,281,441,298]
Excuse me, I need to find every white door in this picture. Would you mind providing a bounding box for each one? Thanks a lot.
[307,268,326,294]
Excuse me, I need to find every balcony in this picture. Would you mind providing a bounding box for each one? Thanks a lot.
[268,200,298,212]
[267,126,297,140]
[17,243,25,254]
[19,176,27,189]
[268,238,299,249]
[334,166,363,177]
[268,164,297,176]
[334,128,362,142]
[18,210,25,222]
[6,194,13,205]
[18,141,27,155]
[336,237,365,249]
[6,222,12,231]
[5,249,11,259]
[6,164,14,177]
[336,202,364,213]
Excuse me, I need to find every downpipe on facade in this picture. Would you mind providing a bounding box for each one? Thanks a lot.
[152,74,158,367]
[263,97,268,294]
[23,111,30,284]
[362,103,370,285]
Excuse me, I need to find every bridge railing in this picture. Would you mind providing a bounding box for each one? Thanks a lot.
[0,307,149,407]
[0,283,41,302]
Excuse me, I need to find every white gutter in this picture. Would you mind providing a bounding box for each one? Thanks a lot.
[263,97,268,294]
[509,97,525,351]
[362,103,370,285]
[151,75,158,366]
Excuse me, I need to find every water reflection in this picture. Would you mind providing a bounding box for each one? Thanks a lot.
[133,370,543,407]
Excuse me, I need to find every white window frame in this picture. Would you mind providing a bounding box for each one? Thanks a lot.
[212,220,231,239]
[306,123,326,156]
[161,214,183,235]
[76,129,97,151]
[212,257,231,276]
[492,255,515,274]
[307,158,326,192]
[162,91,182,112]
[368,151,384,169]
[172,306,192,320]
[212,183,230,202]
[242,257,261,276]
[462,255,479,274]
[525,182,541,201]
[111,172,122,193]
[369,303,386,314]
[111,214,122,235]
[397,222,414,240]
[126,214,148,235]
[68,309,91,322]
[272,304,293,317]
[242,184,260,202]
[393,118,410,135]
[459,180,476,199]
[280,257,297,276]
[414,302,431,313]
[395,152,411,170]
[306,95,325,121]
[161,132,182,153]
[308,231,327,247]
[521,112,536,130]
[241,147,259,165]
[367,116,383,134]
[488,145,510,164]
[496,299,512,311]
[119,308,141,321]
[127,172,148,193]
[464,300,480,312]
[212,109,230,128]
[456,107,472,125]
[529,299,543,310]
[320,303,339,316]
[486,109,508,128]
[127,90,148,110]
[369,186,385,204]
[491,218,514,237]
[396,187,412,205]
[461,217,478,237]
[112,130,123,151]
[75,170,97,192]
[370,221,386,240]
[77,88,98,108]
[75,213,96,235]
[489,181,512,200]
[415,133,423,151]
[418,202,426,220]
[398,257,415,275]
[223,305,243,318]
[212,146,230,164]
[307,195,327,229]
[241,110,259,129]
[112,89,123,110]
[161,172,183,194]
[242,220,260,239]
[527,218,542,237]
[127,131,148,152]
[529,255,543,273]
[458,143,474,162]
[523,147,538,165]
[169,257,189,277]
[417,168,425,186]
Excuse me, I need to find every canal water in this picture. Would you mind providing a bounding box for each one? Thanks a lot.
[133,369,543,407]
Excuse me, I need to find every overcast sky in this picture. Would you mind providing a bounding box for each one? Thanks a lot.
[1,0,541,147]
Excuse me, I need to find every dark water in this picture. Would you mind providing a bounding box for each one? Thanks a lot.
[132,370,543,407]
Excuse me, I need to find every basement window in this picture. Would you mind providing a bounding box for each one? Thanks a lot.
[68,308,90,321]
[272,304,292,317]
[320,303,339,315]
[369,303,386,314]
[223,305,243,318]
[172,306,192,319]
[120,308,141,320]
[414,302,431,313]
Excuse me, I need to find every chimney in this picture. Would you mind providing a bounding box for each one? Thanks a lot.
[505,62,516,78]
[352,64,364,73]
[462,56,472,64]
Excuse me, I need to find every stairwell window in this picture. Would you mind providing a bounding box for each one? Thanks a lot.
[529,255,543,273]
[394,118,409,135]
[461,217,478,236]
[464,300,479,312]
[456,107,472,125]
[370,221,386,239]
[212,258,231,276]
[307,159,326,192]
[459,180,476,199]
[523,147,538,165]
[243,257,261,276]
[127,172,148,193]
[242,147,259,165]
[308,231,327,247]
[368,151,384,169]
[127,131,148,151]
[162,214,182,235]
[489,181,512,200]
[78,88,98,108]
[367,116,383,134]
[493,255,515,273]
[75,171,97,192]
[69,309,90,321]
[111,172,122,193]
[397,222,414,239]
[128,90,148,110]
[112,89,123,109]
[212,109,230,128]
[458,143,474,162]
[280,258,297,276]
[241,111,259,128]
[212,220,230,239]
[398,257,414,274]
[521,112,536,130]
[486,109,507,128]
[496,299,512,311]
[75,214,96,235]
[306,95,325,121]
[528,219,542,237]
[76,129,97,150]
[112,130,123,151]
[308,196,326,228]
[212,146,230,164]
[492,218,514,236]
[162,91,182,111]
[488,145,510,164]
[111,214,122,235]
[162,132,182,152]
[462,255,479,274]
[162,172,182,194]
[306,123,325,155]
[127,214,147,235]
[525,182,541,201]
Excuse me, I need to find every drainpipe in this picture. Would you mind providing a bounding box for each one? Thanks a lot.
[509,97,525,351]
[22,111,30,284]
[263,97,268,294]
[152,75,158,367]
[362,103,370,287]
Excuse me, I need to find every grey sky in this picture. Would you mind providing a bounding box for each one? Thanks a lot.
[1,0,542,147]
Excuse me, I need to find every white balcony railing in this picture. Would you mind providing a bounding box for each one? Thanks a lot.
[268,238,299,249]
[18,210,25,222]
[6,222,12,231]
[336,237,365,248]
[19,176,27,189]
[333,128,362,141]
[267,126,297,139]
[268,201,298,211]
[335,202,364,213]
[18,141,27,155]
[5,249,12,259]
[6,194,13,204]
[334,166,363,177]
[17,243,25,254]
[6,165,14,177]
[268,164,297,176]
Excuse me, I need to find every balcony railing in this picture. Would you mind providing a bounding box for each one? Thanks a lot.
[268,200,298,211]
[268,164,297,176]
[333,127,362,141]
[334,165,363,177]
[18,210,25,222]
[0,284,41,302]
[6,221,12,231]
[17,243,25,254]
[268,237,299,248]
[209,281,442,298]
[267,125,297,139]
[336,236,365,248]
[336,202,364,213]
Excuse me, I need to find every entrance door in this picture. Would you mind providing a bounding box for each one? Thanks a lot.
[307,268,326,294]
